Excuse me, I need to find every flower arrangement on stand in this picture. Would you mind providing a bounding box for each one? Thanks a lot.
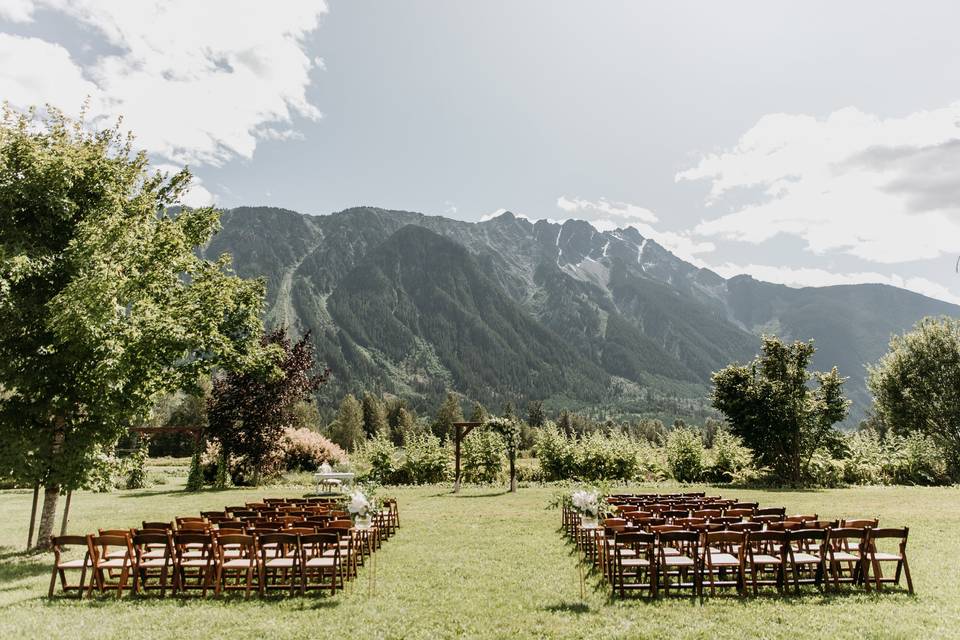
[571,488,601,527]
[348,488,373,528]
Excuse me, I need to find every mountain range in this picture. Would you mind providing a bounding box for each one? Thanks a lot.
[204,206,959,425]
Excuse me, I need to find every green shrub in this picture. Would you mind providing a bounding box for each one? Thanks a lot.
[805,449,845,487]
[462,429,505,484]
[124,445,148,490]
[535,424,578,481]
[577,431,640,481]
[359,434,400,484]
[397,433,450,484]
[705,430,753,482]
[891,432,950,485]
[515,458,544,482]
[666,427,704,483]
[842,430,886,485]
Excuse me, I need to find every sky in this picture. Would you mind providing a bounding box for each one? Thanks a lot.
[2,0,959,303]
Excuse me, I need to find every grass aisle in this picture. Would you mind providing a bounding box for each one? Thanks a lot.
[1,483,959,639]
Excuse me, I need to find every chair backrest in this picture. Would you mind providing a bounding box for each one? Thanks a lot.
[200,511,227,519]
[286,527,316,535]
[177,521,209,532]
[217,521,247,531]
[801,520,838,530]
[250,522,284,531]
[746,530,786,547]
[692,509,721,519]
[615,531,655,546]
[766,521,804,532]
[216,534,256,558]
[603,518,627,528]
[142,521,173,531]
[728,522,763,533]
[787,528,828,544]
[705,530,744,546]
[649,524,683,534]
[299,532,340,555]
[50,535,89,562]
[132,532,171,558]
[751,514,785,524]
[176,516,206,525]
[866,527,908,541]
[724,508,754,518]
[755,507,786,517]
[709,516,742,526]
[620,510,652,519]
[840,518,879,529]
[827,527,867,547]
[658,530,700,546]
[784,514,818,523]
[661,510,689,520]
[327,519,353,529]
[89,534,132,561]
[674,517,706,528]
[628,517,666,530]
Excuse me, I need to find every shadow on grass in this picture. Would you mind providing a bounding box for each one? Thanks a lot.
[543,601,591,614]
[431,490,512,499]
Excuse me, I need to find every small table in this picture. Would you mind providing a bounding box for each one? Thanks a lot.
[313,471,355,494]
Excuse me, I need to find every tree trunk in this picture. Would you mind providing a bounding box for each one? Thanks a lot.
[509,453,517,493]
[59,490,73,536]
[34,483,60,550]
[35,418,65,550]
[26,483,39,549]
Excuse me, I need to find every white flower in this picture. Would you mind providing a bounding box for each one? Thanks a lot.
[347,489,370,516]
[571,489,599,517]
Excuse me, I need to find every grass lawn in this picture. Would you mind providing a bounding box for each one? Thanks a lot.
[1,477,958,640]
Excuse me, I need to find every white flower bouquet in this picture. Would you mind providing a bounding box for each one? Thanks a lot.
[347,489,371,518]
[570,489,600,518]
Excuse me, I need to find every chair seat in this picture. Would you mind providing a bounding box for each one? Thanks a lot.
[620,558,651,567]
[58,558,91,569]
[99,558,130,569]
[663,555,696,567]
[221,559,256,569]
[871,552,901,562]
[792,552,822,564]
[661,547,681,557]
[831,551,861,562]
[179,559,213,567]
[305,557,336,568]
[137,558,171,568]
[748,554,782,565]
[705,552,740,566]
[144,549,168,559]
[264,558,297,568]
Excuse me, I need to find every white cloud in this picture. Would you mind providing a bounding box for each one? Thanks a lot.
[712,262,960,305]
[2,0,328,167]
[677,103,960,264]
[557,195,658,224]
[554,196,714,265]
[0,0,34,22]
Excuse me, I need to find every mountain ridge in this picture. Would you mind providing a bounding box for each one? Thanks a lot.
[204,205,960,423]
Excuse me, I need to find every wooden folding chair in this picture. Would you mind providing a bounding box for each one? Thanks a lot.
[300,532,342,595]
[744,530,786,595]
[214,534,259,598]
[87,534,133,597]
[257,532,301,595]
[784,529,828,593]
[48,535,91,598]
[132,532,173,596]
[172,532,216,596]
[612,531,656,598]
[656,530,701,600]
[863,527,913,594]
[826,527,868,589]
[702,530,745,596]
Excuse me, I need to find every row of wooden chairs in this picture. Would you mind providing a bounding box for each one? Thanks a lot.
[563,493,914,599]
[49,496,400,598]
[608,526,912,599]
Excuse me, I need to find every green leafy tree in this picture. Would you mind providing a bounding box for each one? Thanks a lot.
[486,415,522,492]
[526,400,546,428]
[868,316,960,476]
[469,401,489,423]
[327,394,364,451]
[431,391,463,441]
[361,392,388,439]
[206,328,328,486]
[0,107,267,548]
[711,335,849,485]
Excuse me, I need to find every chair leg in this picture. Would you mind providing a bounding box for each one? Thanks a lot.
[902,557,914,595]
